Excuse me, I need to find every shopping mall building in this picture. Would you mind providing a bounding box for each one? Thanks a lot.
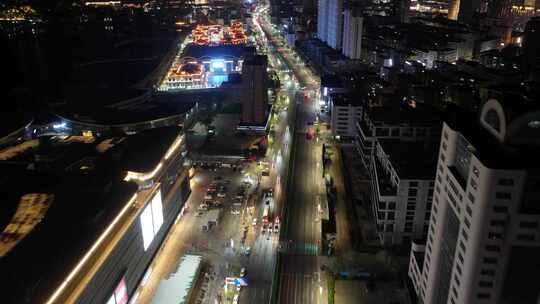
[0,111,192,303]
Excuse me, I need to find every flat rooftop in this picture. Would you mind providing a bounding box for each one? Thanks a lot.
[182,44,255,60]
[367,102,442,126]
[54,93,195,126]
[378,138,438,180]
[0,126,183,303]
[444,103,540,169]
[330,93,364,107]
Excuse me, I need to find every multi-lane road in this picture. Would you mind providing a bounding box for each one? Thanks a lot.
[253,4,327,304]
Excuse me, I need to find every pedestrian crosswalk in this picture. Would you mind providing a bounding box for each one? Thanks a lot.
[279,241,319,255]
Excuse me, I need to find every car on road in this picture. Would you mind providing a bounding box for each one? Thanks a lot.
[244,246,251,256]
[204,193,213,200]
[240,267,246,277]
[217,191,226,198]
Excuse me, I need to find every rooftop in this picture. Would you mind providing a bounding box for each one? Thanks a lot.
[54,93,195,126]
[378,139,438,179]
[330,93,364,107]
[444,100,540,169]
[182,44,255,60]
[367,102,442,126]
[0,126,183,303]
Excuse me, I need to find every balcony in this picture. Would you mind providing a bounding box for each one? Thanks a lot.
[356,119,374,141]
[373,157,397,197]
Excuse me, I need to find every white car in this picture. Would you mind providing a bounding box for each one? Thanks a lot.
[204,193,213,200]
[217,192,226,198]
[240,267,246,277]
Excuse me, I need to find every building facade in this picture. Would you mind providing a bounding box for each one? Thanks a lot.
[326,0,344,50]
[342,7,363,60]
[329,93,363,139]
[410,99,540,304]
[241,55,269,125]
[317,0,328,43]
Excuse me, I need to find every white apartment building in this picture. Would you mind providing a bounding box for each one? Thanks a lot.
[355,103,441,168]
[329,93,362,139]
[342,7,363,59]
[317,0,328,43]
[372,139,437,244]
[409,99,540,304]
[326,0,343,50]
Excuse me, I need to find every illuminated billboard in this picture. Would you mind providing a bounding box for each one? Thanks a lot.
[140,189,164,251]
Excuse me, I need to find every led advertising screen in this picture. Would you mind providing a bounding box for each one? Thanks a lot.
[151,190,164,234]
[140,189,164,251]
[140,203,154,251]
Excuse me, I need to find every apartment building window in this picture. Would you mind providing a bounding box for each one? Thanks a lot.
[517,234,535,241]
[466,205,473,217]
[462,229,469,241]
[407,205,416,211]
[456,264,462,275]
[387,212,395,220]
[459,241,466,252]
[470,178,478,190]
[386,224,394,232]
[428,188,434,197]
[498,178,514,186]
[409,188,418,196]
[479,281,493,288]
[405,226,412,233]
[406,215,414,221]
[480,269,495,276]
[444,131,449,140]
[390,128,400,136]
[452,286,458,298]
[464,217,471,229]
[483,257,498,265]
[468,192,475,203]
[430,223,436,234]
[442,141,448,151]
[495,192,511,200]
[477,293,491,299]
[410,181,418,187]
[488,232,503,240]
[433,204,438,214]
[379,201,386,209]
[472,166,479,177]
[407,211,415,216]
[458,253,464,264]
[438,164,444,173]
[424,213,430,221]
[436,185,441,194]
[485,245,500,252]
[440,153,446,162]
[493,205,508,213]
[519,221,539,229]
[388,202,396,210]
[454,274,461,286]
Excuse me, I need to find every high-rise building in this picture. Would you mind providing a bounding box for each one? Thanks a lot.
[317,0,329,43]
[449,0,481,23]
[409,99,540,304]
[342,6,364,59]
[326,0,344,50]
[241,55,269,125]
[523,16,540,76]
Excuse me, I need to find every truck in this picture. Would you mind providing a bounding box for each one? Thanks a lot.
[202,209,221,231]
